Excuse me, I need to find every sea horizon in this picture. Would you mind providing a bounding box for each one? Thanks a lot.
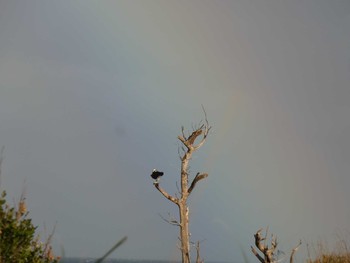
[59,257,237,263]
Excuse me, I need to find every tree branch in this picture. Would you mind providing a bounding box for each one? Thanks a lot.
[181,126,186,139]
[193,106,211,151]
[154,183,179,204]
[290,240,302,263]
[194,240,205,263]
[158,213,180,227]
[251,246,265,263]
[178,126,210,152]
[188,173,208,195]
[254,228,266,252]
[253,228,276,263]
[253,228,300,263]
[177,135,187,146]
[187,129,203,145]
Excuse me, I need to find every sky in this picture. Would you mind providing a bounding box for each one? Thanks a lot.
[0,1,350,262]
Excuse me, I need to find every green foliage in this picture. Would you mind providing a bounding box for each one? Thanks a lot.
[0,190,59,263]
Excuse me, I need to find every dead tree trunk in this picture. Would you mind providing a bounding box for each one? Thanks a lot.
[154,112,210,263]
[251,228,301,263]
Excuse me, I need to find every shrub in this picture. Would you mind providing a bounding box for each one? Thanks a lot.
[0,190,59,263]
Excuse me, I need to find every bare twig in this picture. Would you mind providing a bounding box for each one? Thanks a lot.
[43,223,57,256]
[158,213,180,227]
[290,240,302,263]
[181,126,186,139]
[194,240,204,263]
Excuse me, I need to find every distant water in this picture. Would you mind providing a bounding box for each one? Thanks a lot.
[59,258,234,263]
[60,259,176,263]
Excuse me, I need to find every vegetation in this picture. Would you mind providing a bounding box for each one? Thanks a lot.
[0,189,60,263]
[307,237,350,263]
[310,254,350,263]
[0,148,59,263]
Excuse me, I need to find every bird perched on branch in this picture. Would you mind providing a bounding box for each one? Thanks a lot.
[151,169,163,183]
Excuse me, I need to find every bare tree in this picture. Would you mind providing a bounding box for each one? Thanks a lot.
[251,228,301,263]
[154,110,211,263]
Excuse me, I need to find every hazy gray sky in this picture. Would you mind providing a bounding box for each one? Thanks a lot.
[0,1,350,262]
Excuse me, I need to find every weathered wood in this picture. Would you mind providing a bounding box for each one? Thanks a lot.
[188,173,208,195]
[195,241,204,263]
[154,183,179,204]
[252,228,301,263]
[154,111,210,263]
[290,240,302,263]
[251,246,265,263]
[252,229,277,263]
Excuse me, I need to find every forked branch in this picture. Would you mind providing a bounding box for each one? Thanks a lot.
[177,107,211,152]
[251,228,301,263]
[251,228,277,263]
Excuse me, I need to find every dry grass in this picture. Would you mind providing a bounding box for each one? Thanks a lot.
[307,233,350,263]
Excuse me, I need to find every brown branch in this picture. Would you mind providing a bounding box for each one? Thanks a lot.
[178,127,209,151]
[193,125,210,149]
[178,135,187,146]
[187,129,203,145]
[154,183,179,204]
[254,228,266,252]
[290,240,302,263]
[251,246,265,263]
[188,173,208,195]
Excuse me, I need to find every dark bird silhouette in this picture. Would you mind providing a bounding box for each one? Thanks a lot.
[151,169,163,183]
